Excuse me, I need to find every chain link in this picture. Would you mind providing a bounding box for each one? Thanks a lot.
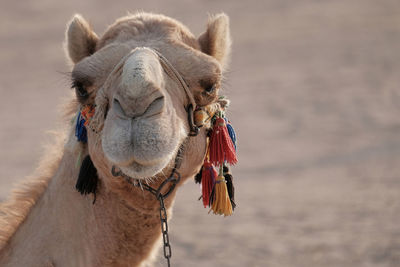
[111,143,185,267]
[159,197,172,266]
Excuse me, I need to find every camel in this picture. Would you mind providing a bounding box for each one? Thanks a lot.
[0,12,232,266]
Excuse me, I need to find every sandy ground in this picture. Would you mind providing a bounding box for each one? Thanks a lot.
[1,0,400,266]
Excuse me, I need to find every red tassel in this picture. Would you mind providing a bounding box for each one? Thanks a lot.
[209,117,237,166]
[201,162,217,207]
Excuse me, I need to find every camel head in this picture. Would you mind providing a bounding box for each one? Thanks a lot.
[64,13,231,202]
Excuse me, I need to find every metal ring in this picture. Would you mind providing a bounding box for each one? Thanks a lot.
[187,104,200,136]
[156,171,181,199]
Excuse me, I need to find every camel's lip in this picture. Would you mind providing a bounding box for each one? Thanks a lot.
[116,154,172,179]
[111,166,141,185]
[111,139,184,181]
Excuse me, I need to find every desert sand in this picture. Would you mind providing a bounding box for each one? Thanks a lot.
[1,0,400,266]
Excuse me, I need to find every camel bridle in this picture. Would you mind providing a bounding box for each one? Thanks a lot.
[75,46,236,267]
[74,46,233,267]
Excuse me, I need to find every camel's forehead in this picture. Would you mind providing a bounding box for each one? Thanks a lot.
[73,42,220,89]
[72,14,221,92]
[97,13,199,50]
[75,47,219,88]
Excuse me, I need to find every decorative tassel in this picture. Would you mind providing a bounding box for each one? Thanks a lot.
[194,108,208,128]
[76,155,98,204]
[223,165,236,210]
[81,105,95,126]
[75,111,88,143]
[209,182,216,206]
[75,105,95,143]
[210,166,233,216]
[194,168,202,184]
[194,105,218,128]
[209,117,237,166]
[194,100,239,215]
[225,119,237,151]
[201,162,217,207]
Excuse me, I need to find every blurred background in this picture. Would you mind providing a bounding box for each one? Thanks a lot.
[1,0,400,266]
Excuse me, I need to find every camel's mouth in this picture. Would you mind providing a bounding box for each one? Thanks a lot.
[110,140,185,183]
[100,101,186,180]
[116,153,173,180]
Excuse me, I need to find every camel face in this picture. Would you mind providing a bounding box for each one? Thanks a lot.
[99,47,187,179]
[66,13,231,181]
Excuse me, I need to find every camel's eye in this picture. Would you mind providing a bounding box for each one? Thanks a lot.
[72,81,89,101]
[205,84,216,93]
[200,80,217,94]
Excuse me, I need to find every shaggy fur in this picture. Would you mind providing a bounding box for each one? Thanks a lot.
[0,98,77,251]
[0,136,64,249]
[198,14,232,70]
[0,12,231,267]
[66,14,99,64]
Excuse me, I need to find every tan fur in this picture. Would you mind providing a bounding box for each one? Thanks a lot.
[0,12,231,266]
[198,13,232,69]
[0,97,77,252]
[65,14,99,64]
[97,12,200,50]
[0,138,63,250]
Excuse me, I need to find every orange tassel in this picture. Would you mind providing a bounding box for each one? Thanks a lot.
[209,117,237,166]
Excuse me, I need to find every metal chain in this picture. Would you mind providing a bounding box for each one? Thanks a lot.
[112,168,179,266]
[158,196,172,267]
[154,172,180,267]
[111,144,184,267]
[156,149,183,266]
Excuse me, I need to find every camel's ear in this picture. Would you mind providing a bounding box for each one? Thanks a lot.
[65,14,98,64]
[198,13,232,69]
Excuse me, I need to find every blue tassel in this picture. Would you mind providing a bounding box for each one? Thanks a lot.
[75,112,88,143]
[225,118,237,150]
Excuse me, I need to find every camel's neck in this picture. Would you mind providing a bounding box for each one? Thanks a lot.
[0,135,170,267]
[0,126,206,267]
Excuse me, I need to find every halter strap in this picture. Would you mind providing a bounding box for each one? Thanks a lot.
[149,49,197,111]
[146,48,199,135]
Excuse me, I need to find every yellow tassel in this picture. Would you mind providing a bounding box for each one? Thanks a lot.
[210,175,233,216]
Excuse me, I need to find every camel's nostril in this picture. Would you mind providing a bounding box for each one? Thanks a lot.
[143,96,165,118]
[112,95,165,119]
[112,98,128,118]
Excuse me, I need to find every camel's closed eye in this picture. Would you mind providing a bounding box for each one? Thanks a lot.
[200,79,218,93]
[71,77,96,104]
[72,80,88,98]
